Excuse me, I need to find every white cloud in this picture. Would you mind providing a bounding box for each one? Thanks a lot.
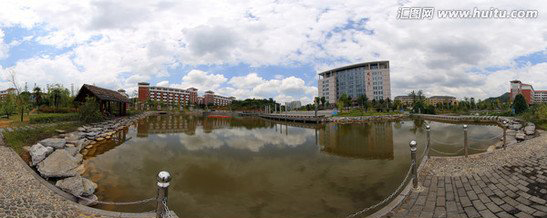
[0,0,545,100]
[0,29,10,60]
[175,70,227,92]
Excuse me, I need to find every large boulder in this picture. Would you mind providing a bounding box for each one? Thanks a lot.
[524,124,535,135]
[29,143,54,166]
[55,176,97,197]
[39,138,66,149]
[37,149,83,178]
[509,123,522,130]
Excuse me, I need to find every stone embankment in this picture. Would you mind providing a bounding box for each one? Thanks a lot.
[26,112,157,206]
[328,114,408,123]
[415,114,504,124]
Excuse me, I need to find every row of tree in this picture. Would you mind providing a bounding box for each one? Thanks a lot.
[0,71,74,121]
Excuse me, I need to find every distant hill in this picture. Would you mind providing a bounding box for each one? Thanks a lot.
[484,92,510,103]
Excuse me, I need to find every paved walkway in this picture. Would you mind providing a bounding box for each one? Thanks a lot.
[389,132,547,218]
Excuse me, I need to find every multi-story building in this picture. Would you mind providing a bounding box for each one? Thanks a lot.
[285,101,302,110]
[427,96,457,105]
[534,91,547,103]
[138,82,234,107]
[510,80,547,104]
[318,61,390,104]
[394,96,414,106]
[0,88,16,100]
[203,91,234,106]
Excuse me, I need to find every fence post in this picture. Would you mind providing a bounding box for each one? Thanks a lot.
[502,120,507,150]
[409,140,418,189]
[463,125,468,157]
[156,171,172,218]
[426,125,431,158]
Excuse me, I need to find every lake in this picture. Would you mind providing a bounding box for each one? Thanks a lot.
[82,115,501,217]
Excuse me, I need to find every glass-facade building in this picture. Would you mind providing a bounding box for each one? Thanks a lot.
[318,61,390,104]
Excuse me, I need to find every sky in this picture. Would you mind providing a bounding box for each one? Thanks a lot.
[0,0,546,104]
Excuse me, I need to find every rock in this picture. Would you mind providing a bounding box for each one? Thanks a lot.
[524,124,535,135]
[55,129,66,134]
[77,127,86,132]
[85,145,93,149]
[78,194,98,206]
[39,138,67,149]
[509,123,522,130]
[55,175,97,197]
[29,143,54,166]
[515,132,526,141]
[37,150,83,178]
[96,137,105,141]
[65,147,79,156]
[66,143,75,147]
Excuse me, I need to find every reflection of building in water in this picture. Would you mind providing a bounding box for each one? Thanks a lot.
[319,122,394,159]
[136,115,232,136]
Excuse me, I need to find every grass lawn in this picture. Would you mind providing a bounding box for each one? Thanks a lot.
[335,109,401,117]
[2,121,82,154]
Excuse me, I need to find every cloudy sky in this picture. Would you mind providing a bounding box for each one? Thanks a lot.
[0,0,545,104]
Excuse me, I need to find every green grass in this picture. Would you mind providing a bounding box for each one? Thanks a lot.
[334,109,401,117]
[2,122,82,154]
[29,113,80,124]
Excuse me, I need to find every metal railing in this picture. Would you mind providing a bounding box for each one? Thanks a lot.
[425,123,506,156]
[74,171,173,218]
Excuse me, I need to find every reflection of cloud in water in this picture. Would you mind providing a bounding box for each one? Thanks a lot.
[178,126,314,152]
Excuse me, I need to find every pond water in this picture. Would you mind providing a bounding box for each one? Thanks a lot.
[82,115,502,217]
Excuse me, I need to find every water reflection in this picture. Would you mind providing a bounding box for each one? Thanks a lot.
[319,122,394,159]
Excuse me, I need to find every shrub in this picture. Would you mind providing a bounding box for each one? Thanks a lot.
[29,113,79,124]
[38,105,77,113]
[78,97,105,123]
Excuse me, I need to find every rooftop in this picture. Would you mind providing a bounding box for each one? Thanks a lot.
[319,60,389,75]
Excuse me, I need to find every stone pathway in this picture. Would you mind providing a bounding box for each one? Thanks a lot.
[388,132,547,218]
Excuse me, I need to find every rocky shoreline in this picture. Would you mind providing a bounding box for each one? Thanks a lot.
[26,111,158,206]
[328,114,408,123]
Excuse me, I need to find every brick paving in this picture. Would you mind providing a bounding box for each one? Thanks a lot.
[389,132,547,218]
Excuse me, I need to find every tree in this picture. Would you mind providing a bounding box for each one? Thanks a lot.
[0,94,16,118]
[78,97,104,123]
[320,97,326,107]
[338,93,349,110]
[8,70,31,122]
[33,87,43,106]
[512,94,528,114]
[357,95,369,111]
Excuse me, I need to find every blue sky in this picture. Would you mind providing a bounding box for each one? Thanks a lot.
[1,0,546,103]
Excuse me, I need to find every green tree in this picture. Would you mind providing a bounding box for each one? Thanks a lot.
[512,94,528,114]
[0,94,16,118]
[78,97,104,123]
[320,97,326,107]
[33,87,43,106]
[338,93,349,110]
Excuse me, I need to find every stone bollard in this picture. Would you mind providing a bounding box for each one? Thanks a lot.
[426,125,431,158]
[156,171,172,218]
[502,120,507,150]
[463,125,468,157]
[409,140,418,189]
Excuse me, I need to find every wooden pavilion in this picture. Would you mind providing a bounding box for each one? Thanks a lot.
[74,84,130,116]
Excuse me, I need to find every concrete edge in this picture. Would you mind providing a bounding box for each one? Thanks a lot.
[367,155,429,218]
